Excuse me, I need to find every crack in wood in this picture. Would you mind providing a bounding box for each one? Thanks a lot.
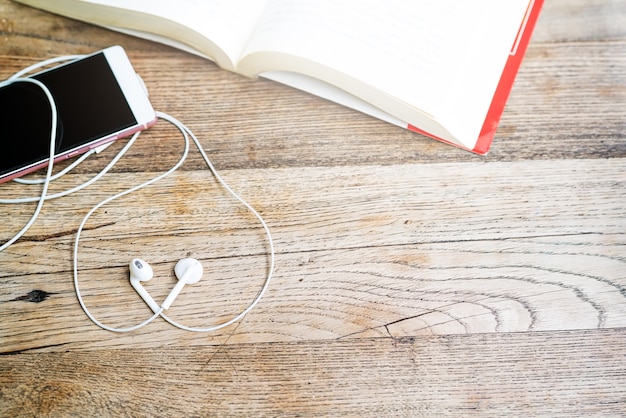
[19,222,116,242]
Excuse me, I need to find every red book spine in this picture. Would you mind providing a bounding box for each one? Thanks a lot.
[408,0,544,155]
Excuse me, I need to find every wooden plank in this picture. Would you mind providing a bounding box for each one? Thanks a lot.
[1,330,625,416]
[2,234,625,353]
[532,0,626,42]
[2,158,624,261]
[2,159,624,352]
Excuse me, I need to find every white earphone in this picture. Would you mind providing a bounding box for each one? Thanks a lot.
[130,257,203,313]
[129,258,160,313]
[2,53,275,333]
[72,111,275,333]
[164,258,203,309]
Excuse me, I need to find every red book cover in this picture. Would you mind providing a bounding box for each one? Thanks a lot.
[408,0,544,155]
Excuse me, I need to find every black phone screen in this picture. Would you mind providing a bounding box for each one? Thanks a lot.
[0,53,137,178]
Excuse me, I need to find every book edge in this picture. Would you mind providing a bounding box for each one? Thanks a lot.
[16,0,544,155]
[471,0,544,155]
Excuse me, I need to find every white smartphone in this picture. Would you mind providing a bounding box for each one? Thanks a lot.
[0,45,157,184]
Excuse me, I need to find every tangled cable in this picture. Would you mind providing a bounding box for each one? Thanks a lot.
[1,56,274,332]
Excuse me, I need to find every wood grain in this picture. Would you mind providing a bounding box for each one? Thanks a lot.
[1,159,625,353]
[1,0,625,415]
[2,330,625,416]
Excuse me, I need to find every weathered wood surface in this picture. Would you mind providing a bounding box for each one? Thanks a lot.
[2,330,625,416]
[1,0,625,415]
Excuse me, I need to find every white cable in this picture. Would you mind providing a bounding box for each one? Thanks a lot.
[0,57,80,250]
[0,130,142,204]
[0,78,57,252]
[72,111,189,332]
[157,113,275,332]
[2,55,274,332]
[10,56,98,186]
[8,55,84,80]
[12,149,96,184]
[73,111,275,332]
[2,54,129,201]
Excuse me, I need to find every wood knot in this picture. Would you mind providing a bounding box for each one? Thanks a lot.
[11,290,53,303]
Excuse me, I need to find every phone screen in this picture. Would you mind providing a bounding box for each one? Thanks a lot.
[0,52,137,178]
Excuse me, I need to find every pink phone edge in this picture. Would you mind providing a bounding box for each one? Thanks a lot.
[0,117,157,184]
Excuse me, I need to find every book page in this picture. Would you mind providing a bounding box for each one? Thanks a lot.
[239,0,531,147]
[86,0,270,68]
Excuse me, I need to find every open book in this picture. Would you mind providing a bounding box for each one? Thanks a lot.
[16,0,543,154]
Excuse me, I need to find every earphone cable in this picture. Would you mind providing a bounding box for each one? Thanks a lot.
[0,130,142,204]
[0,78,57,252]
[72,111,275,332]
[156,113,275,332]
[72,111,190,332]
[2,56,274,332]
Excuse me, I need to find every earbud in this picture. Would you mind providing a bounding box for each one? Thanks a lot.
[129,258,161,313]
[162,258,203,310]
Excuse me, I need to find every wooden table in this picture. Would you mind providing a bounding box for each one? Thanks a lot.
[1,1,625,415]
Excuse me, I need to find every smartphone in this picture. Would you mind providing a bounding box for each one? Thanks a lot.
[0,45,157,184]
